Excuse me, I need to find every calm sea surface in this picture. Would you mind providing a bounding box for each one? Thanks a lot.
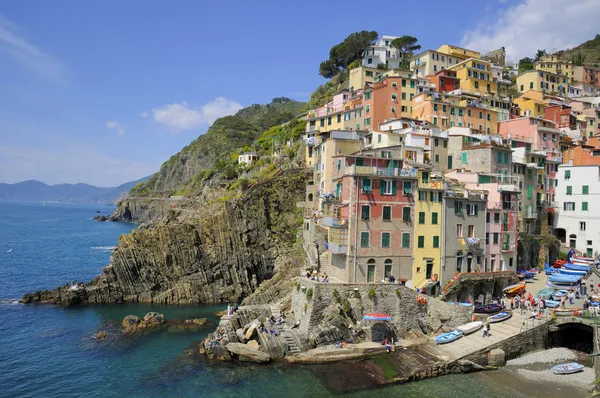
[0,202,584,397]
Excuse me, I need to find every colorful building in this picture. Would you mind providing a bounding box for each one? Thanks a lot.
[324,154,418,283]
[363,76,415,130]
[516,70,568,96]
[412,169,444,293]
[426,69,460,93]
[498,117,563,161]
[349,66,383,91]
[449,58,499,96]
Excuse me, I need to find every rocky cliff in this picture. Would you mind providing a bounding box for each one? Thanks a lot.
[21,169,310,306]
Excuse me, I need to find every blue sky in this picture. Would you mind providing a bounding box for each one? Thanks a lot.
[0,0,597,186]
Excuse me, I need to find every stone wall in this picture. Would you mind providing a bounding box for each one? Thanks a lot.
[292,279,472,342]
[442,271,519,303]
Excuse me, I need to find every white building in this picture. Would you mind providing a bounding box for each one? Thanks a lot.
[238,152,259,164]
[555,164,600,257]
[361,36,401,69]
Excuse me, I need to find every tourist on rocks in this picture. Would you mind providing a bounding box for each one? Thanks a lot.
[227,303,231,316]
[259,323,266,333]
[385,340,391,353]
[270,327,278,336]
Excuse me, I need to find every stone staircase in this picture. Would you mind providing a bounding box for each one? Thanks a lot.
[318,251,335,277]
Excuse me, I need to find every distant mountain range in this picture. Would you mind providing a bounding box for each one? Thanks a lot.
[0,176,151,204]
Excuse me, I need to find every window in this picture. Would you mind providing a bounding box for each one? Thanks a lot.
[422,171,429,183]
[434,138,439,147]
[410,80,415,88]
[403,181,412,195]
[467,204,478,216]
[566,186,572,195]
[435,154,440,163]
[419,212,425,224]
[583,202,589,211]
[382,206,391,221]
[381,179,394,195]
[360,232,370,247]
[366,71,373,77]
[401,92,406,100]
[382,232,391,248]
[443,105,447,112]
[402,207,411,221]
[455,201,464,215]
[443,140,448,148]
[367,259,375,282]
[583,185,589,195]
[328,116,332,125]
[401,233,410,248]
[384,259,393,277]
[434,104,438,111]
[366,104,370,113]
[391,93,397,100]
[486,212,490,223]
[486,232,489,245]
[433,236,439,248]
[581,222,587,231]
[504,153,509,164]
[565,170,571,179]
[364,117,371,125]
[456,224,463,237]
[392,81,397,87]
[362,178,372,193]
[432,212,438,224]
[468,225,474,238]
[361,205,370,220]
[479,111,483,119]
[564,202,575,211]
[474,81,479,89]
[433,117,438,125]
[520,85,524,91]
[493,232,499,244]
[461,152,467,163]
[402,79,406,87]
[497,151,502,163]
[494,213,500,223]
[417,236,424,248]
[467,109,472,117]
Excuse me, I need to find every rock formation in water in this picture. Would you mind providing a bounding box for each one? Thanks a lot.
[21,169,309,306]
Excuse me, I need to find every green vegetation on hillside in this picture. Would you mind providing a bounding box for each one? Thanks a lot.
[129,98,306,199]
[555,34,600,66]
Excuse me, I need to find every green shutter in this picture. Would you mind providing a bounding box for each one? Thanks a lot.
[356,158,364,166]
[527,185,532,199]
[360,232,369,247]
[462,152,467,163]
[478,175,491,183]
[565,170,571,178]
[392,181,397,195]
[504,153,509,164]
[383,206,391,220]
[402,233,410,248]
[403,207,410,221]
[419,212,425,224]
[433,236,439,248]
[583,202,589,211]
[493,233,499,244]
[497,152,502,163]
[567,186,572,195]
[382,233,390,247]
[417,236,424,248]
[474,205,478,216]
[583,185,589,195]
[432,212,438,224]
[380,180,385,195]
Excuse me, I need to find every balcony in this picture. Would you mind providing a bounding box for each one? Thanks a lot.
[327,228,348,254]
[319,217,348,228]
[343,165,417,178]
[498,183,520,192]
[419,180,444,189]
[524,212,538,220]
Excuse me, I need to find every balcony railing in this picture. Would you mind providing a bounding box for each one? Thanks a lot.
[524,212,538,219]
[342,165,418,178]
[419,180,444,189]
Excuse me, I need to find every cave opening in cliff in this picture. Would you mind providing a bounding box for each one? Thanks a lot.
[549,323,594,353]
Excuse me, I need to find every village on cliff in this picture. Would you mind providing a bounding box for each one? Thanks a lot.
[199,35,600,385]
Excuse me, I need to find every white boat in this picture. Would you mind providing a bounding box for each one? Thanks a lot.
[552,362,584,374]
[456,321,483,335]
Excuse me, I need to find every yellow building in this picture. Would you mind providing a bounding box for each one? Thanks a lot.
[437,44,481,60]
[516,70,569,96]
[449,58,499,95]
[348,66,384,91]
[413,169,443,292]
[313,131,362,197]
[513,91,547,117]
[534,55,583,82]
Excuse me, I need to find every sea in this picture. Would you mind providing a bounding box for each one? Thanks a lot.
[0,202,588,398]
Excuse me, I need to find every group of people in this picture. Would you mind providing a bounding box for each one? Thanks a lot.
[497,293,547,319]
[306,269,329,283]
[258,315,286,336]
[382,337,395,353]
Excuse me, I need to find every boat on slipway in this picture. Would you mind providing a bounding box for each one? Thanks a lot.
[548,273,581,284]
[435,330,463,344]
[488,311,512,323]
[563,262,590,272]
[503,282,526,295]
[537,287,555,300]
[552,290,569,300]
[552,362,584,374]
[558,268,587,276]
[456,321,483,335]
[474,304,502,314]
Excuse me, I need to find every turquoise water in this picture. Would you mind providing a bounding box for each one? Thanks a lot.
[0,202,575,397]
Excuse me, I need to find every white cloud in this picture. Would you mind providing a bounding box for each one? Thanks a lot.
[140,111,148,118]
[105,120,126,136]
[462,0,600,61]
[0,14,65,81]
[148,97,242,132]
[106,120,127,135]
[0,144,158,187]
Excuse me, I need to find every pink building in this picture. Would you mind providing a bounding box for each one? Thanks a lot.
[446,171,519,271]
[498,117,562,161]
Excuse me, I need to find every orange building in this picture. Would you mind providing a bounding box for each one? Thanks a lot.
[362,76,412,130]
[563,137,600,166]
[411,92,465,129]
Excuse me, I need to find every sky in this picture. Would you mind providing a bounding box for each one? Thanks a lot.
[0,0,599,187]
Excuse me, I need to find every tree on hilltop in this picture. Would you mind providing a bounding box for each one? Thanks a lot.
[518,57,534,73]
[571,52,586,66]
[534,49,547,61]
[319,31,378,78]
[390,36,421,69]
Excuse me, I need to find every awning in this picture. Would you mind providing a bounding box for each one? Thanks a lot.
[363,313,392,321]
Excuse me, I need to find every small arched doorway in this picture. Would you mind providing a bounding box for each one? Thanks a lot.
[384,259,393,280]
[307,193,314,202]
[370,322,396,342]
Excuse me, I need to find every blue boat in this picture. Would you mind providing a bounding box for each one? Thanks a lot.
[545,299,560,308]
[552,290,569,300]
[547,281,579,289]
[564,263,590,272]
[488,311,512,323]
[552,362,584,374]
[558,268,587,276]
[537,287,555,300]
[435,329,463,344]
[549,274,581,283]
[517,270,534,279]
